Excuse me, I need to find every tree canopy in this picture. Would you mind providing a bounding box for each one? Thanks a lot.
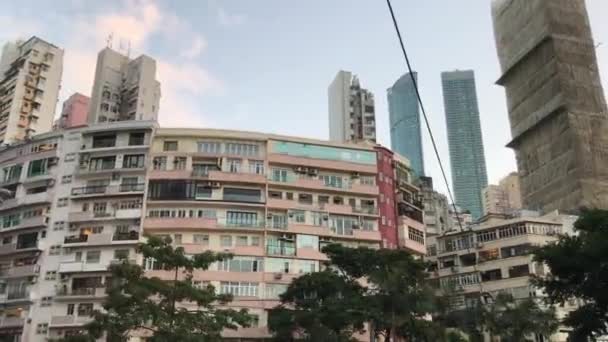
[533,208,608,340]
[55,235,252,342]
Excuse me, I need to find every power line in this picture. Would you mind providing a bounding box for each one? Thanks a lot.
[384,0,463,231]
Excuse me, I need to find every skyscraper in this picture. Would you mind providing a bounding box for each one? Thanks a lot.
[58,93,89,129]
[441,70,488,220]
[482,172,522,216]
[387,72,424,177]
[88,47,161,124]
[0,36,63,143]
[492,0,608,213]
[328,70,376,143]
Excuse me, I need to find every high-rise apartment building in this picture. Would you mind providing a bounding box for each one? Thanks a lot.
[482,172,522,217]
[0,37,63,143]
[492,0,608,213]
[0,125,425,341]
[388,72,424,178]
[0,120,154,341]
[417,176,452,257]
[57,93,89,129]
[427,211,578,342]
[441,70,488,220]
[328,70,376,143]
[87,48,160,124]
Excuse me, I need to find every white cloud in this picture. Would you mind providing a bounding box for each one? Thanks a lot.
[218,7,247,27]
[179,36,207,59]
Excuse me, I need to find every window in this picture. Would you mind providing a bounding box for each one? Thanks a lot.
[320,174,344,188]
[269,214,287,229]
[508,265,530,278]
[477,230,498,243]
[271,168,288,182]
[290,210,306,224]
[219,281,259,297]
[122,154,145,169]
[269,191,282,199]
[53,221,65,231]
[265,258,291,273]
[173,234,182,244]
[360,176,375,186]
[318,195,329,205]
[61,175,72,184]
[77,303,94,316]
[298,193,313,205]
[195,184,212,199]
[236,236,249,246]
[45,271,57,280]
[49,245,62,255]
[36,323,48,334]
[86,251,101,263]
[27,158,48,177]
[89,156,116,171]
[225,143,259,157]
[223,188,261,203]
[57,198,68,207]
[251,236,261,246]
[92,134,116,148]
[193,234,209,245]
[226,211,258,227]
[249,160,264,174]
[153,156,167,170]
[114,249,129,260]
[265,284,288,299]
[218,257,263,272]
[40,296,53,307]
[67,304,75,315]
[408,227,424,244]
[64,153,76,162]
[329,215,357,236]
[227,159,241,173]
[297,260,317,274]
[173,157,187,170]
[220,235,232,247]
[198,141,222,154]
[129,132,145,146]
[479,249,499,262]
[163,141,178,151]
[1,164,22,183]
[296,235,318,249]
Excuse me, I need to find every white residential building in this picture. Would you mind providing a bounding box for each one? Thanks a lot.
[0,37,64,143]
[328,70,376,143]
[87,48,160,124]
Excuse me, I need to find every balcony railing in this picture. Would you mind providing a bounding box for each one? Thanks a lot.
[72,183,145,197]
[112,231,140,241]
[71,185,107,196]
[64,235,88,244]
[7,291,28,300]
[351,205,378,215]
[266,245,296,256]
[57,287,97,296]
[119,183,145,192]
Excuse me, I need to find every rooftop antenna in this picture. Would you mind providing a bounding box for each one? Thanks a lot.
[106,33,114,49]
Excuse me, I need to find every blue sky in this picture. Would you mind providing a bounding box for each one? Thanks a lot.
[2,0,608,195]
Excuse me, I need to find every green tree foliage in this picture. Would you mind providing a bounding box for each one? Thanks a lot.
[268,270,368,342]
[533,208,608,340]
[269,244,439,341]
[54,236,252,342]
[482,293,558,342]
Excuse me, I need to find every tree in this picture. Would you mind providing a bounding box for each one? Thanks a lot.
[268,270,368,342]
[55,236,252,342]
[533,208,608,340]
[482,293,558,342]
[269,244,439,341]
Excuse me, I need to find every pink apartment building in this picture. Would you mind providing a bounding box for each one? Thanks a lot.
[58,93,89,129]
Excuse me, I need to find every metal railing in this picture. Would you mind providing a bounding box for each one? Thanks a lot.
[266,245,296,256]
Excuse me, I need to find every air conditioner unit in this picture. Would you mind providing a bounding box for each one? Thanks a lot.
[288,212,294,218]
[308,168,319,176]
[323,215,329,221]
[211,182,221,188]
[47,157,59,166]
[351,172,360,179]
[294,166,306,174]
[266,213,273,220]
[273,273,283,280]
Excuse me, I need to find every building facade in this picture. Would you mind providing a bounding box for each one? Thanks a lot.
[87,48,161,124]
[428,212,577,342]
[441,70,488,220]
[492,0,608,213]
[482,172,522,217]
[387,72,424,178]
[328,70,376,143]
[58,93,89,129]
[0,125,425,341]
[0,37,63,143]
[418,176,452,257]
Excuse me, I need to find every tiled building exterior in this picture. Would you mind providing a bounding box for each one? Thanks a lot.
[0,126,426,341]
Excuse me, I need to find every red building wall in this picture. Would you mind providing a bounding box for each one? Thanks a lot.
[375,146,398,249]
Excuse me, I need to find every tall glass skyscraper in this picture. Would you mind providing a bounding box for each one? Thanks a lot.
[441,70,488,220]
[387,72,424,177]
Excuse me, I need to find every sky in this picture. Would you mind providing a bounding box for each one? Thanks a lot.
[2,0,608,196]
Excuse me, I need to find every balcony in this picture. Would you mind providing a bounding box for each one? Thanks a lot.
[58,261,109,273]
[194,170,267,185]
[0,241,41,256]
[144,217,264,232]
[71,183,145,198]
[112,231,140,241]
[0,316,24,329]
[268,153,377,174]
[266,245,296,257]
[56,287,106,299]
[50,315,93,327]
[268,174,378,196]
[2,216,47,232]
[64,235,88,244]
[0,264,39,278]
[0,192,51,212]
[68,209,141,222]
